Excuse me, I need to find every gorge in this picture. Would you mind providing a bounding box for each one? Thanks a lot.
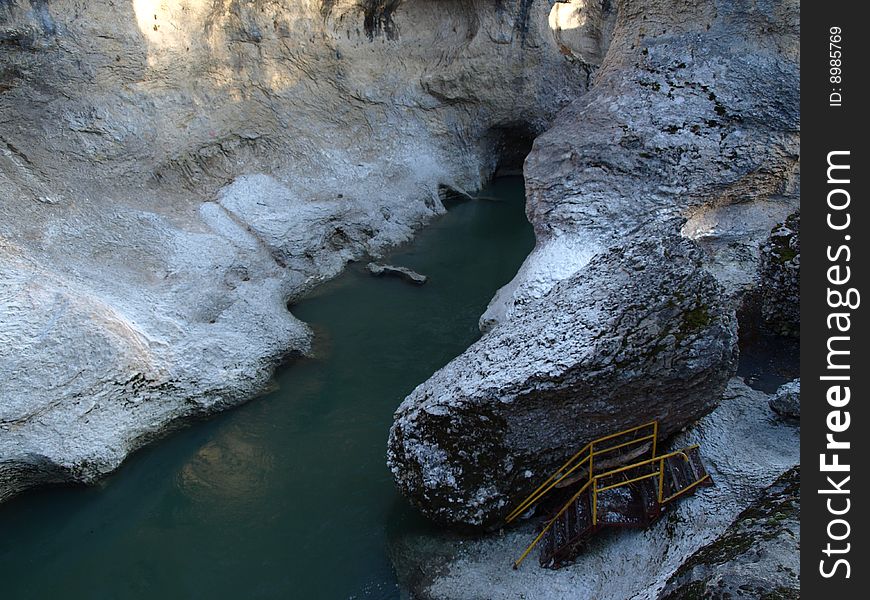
[1,1,799,598]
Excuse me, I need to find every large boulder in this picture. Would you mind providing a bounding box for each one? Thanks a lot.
[388,235,738,527]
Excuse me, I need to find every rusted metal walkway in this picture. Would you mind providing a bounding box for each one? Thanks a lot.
[505,422,713,569]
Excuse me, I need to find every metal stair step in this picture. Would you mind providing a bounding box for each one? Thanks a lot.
[687,447,708,480]
[517,430,715,571]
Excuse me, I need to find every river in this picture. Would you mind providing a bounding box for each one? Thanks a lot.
[0,177,535,599]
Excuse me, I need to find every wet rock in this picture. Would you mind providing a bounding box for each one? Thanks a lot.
[769,379,800,419]
[367,262,428,285]
[758,213,801,336]
[658,467,800,600]
[388,234,738,528]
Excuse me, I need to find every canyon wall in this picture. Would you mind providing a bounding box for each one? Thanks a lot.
[2,1,801,595]
[0,0,606,501]
[389,0,799,527]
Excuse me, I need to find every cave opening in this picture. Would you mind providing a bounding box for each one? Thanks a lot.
[735,293,800,393]
[439,123,537,210]
[485,122,538,178]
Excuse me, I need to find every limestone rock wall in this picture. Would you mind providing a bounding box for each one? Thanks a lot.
[389,0,799,527]
[0,0,600,501]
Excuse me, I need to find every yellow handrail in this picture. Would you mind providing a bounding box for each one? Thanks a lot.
[590,447,694,524]
[512,442,707,568]
[505,421,659,524]
[592,433,656,458]
[511,480,593,569]
[661,474,711,504]
[595,447,696,482]
[587,421,657,446]
[596,470,659,493]
[504,447,592,523]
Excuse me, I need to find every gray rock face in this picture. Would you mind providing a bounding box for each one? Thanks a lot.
[390,379,800,600]
[367,262,427,285]
[388,235,738,527]
[770,379,800,419]
[482,0,800,329]
[758,212,801,336]
[0,0,599,501]
[658,467,800,600]
[389,0,798,528]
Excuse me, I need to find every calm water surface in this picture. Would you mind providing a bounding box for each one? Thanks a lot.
[0,178,535,599]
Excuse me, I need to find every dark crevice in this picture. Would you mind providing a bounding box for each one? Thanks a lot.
[513,0,535,46]
[361,0,401,41]
[483,122,537,177]
[735,292,799,393]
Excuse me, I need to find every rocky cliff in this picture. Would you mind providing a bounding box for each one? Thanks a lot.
[389,0,799,527]
[2,0,800,595]
[1,0,607,501]
[3,0,800,581]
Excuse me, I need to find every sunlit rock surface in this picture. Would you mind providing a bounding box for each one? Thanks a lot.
[1,0,603,501]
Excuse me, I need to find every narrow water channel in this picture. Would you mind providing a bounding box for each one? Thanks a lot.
[0,177,535,599]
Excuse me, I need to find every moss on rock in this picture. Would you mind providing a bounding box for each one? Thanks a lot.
[658,467,800,599]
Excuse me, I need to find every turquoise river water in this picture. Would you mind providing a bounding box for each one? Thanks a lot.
[0,177,535,599]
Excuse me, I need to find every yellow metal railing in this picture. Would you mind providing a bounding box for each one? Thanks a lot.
[505,421,659,524]
[510,429,711,569]
[589,445,707,523]
[511,479,594,569]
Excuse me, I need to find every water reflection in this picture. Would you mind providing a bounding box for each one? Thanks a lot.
[178,432,275,510]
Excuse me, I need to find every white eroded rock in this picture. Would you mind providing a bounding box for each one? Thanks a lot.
[389,235,738,527]
[389,0,799,528]
[0,0,602,500]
